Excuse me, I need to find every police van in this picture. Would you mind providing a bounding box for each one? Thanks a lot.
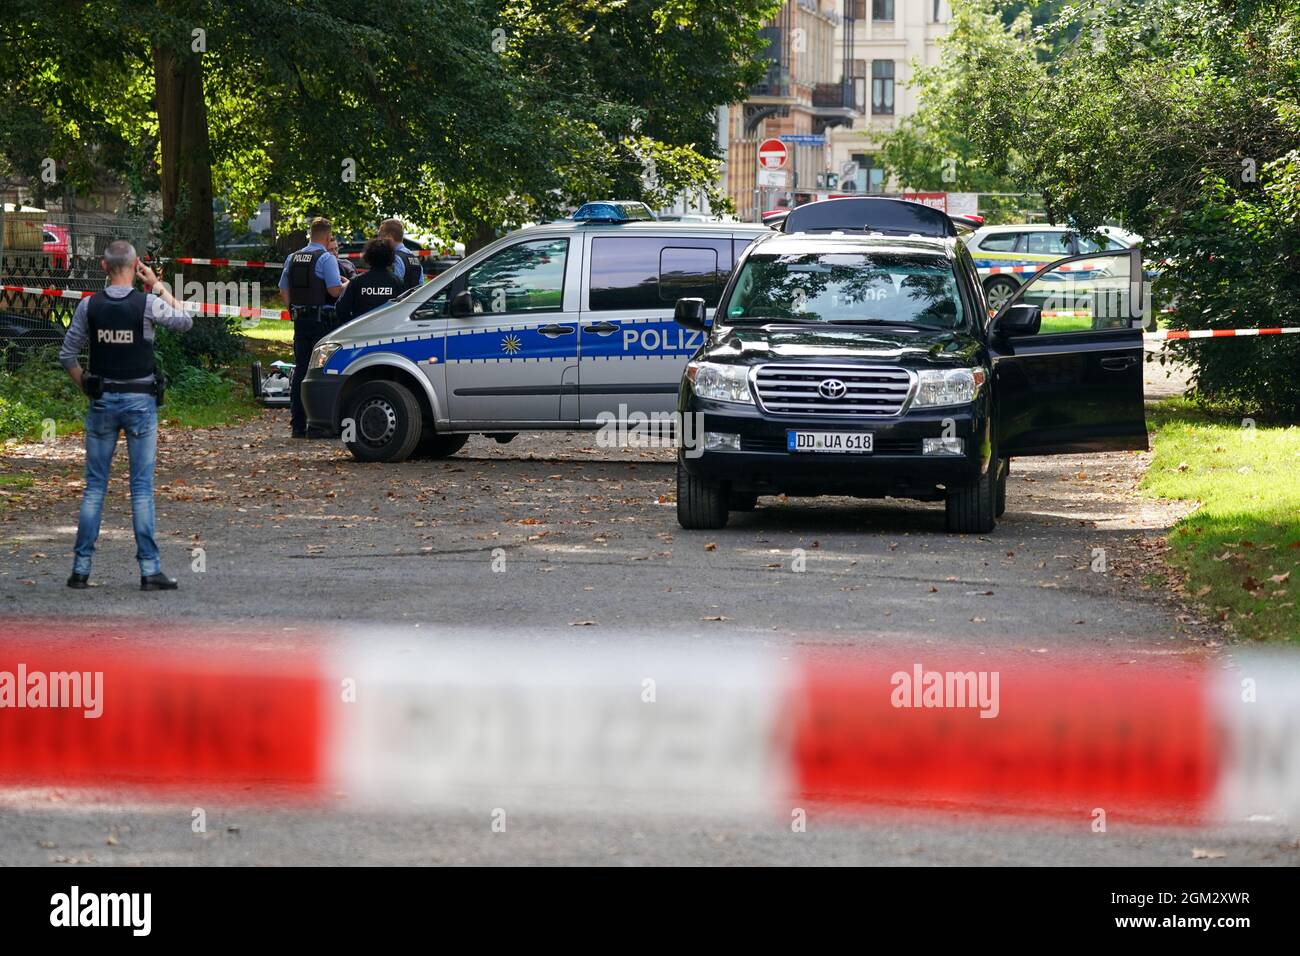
[672,197,1149,533]
[301,207,768,461]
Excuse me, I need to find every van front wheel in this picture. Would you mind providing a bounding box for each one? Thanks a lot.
[342,380,423,463]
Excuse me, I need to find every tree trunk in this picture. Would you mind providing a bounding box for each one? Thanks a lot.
[154,43,215,256]
[465,221,497,256]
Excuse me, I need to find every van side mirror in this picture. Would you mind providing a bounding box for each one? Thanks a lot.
[674,297,708,331]
[449,290,476,318]
[997,303,1041,336]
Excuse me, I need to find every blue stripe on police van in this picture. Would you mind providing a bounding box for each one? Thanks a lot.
[326,316,705,373]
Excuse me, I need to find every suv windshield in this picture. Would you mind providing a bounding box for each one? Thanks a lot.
[723,251,964,329]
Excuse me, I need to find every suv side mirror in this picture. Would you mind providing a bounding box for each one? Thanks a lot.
[997,303,1041,336]
[674,297,708,331]
[449,290,476,318]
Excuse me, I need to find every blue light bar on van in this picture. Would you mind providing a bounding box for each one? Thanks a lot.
[571,201,657,223]
[781,197,957,238]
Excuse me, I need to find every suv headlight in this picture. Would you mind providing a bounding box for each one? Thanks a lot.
[686,361,754,404]
[309,341,342,370]
[913,367,986,407]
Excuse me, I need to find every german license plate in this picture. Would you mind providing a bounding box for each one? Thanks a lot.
[787,431,873,454]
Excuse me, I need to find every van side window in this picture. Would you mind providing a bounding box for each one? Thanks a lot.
[589,237,733,310]
[463,238,568,315]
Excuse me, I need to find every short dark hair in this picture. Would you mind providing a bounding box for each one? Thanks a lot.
[362,237,395,270]
[377,218,404,241]
[309,217,332,240]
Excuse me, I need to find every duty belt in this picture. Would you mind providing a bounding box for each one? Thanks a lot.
[102,382,156,395]
[291,305,335,320]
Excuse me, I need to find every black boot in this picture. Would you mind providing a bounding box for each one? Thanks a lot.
[140,572,179,591]
[67,573,89,589]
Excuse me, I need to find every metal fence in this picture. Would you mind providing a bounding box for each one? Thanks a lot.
[0,207,151,362]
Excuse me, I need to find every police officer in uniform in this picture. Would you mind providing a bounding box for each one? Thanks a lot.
[279,217,345,438]
[59,239,193,590]
[327,234,357,282]
[377,218,423,293]
[333,239,401,325]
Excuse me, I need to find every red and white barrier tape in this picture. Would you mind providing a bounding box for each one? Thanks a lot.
[6,283,1299,336]
[0,632,1296,824]
[1146,327,1300,341]
[979,263,1107,275]
[149,249,455,270]
[0,283,290,322]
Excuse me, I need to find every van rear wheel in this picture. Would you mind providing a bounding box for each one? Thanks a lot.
[342,380,423,463]
[415,433,468,459]
[677,462,729,530]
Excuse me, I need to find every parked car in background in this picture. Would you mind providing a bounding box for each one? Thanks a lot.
[42,224,69,272]
[963,224,1141,312]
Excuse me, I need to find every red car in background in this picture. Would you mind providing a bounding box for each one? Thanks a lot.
[42,224,69,271]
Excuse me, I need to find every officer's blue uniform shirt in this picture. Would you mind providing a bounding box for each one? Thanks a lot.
[389,245,405,280]
[277,242,342,294]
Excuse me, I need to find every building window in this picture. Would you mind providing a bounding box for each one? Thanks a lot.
[873,0,894,21]
[850,153,887,195]
[933,0,946,22]
[872,60,895,115]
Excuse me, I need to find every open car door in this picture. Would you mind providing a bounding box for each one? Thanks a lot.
[988,247,1148,456]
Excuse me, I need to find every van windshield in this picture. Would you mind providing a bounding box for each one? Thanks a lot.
[723,252,964,329]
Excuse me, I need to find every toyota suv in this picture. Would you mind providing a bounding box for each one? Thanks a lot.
[673,197,1148,533]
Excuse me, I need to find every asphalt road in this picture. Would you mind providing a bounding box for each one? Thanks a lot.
[1,380,1295,866]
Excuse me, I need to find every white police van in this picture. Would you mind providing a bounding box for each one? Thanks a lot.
[302,205,768,461]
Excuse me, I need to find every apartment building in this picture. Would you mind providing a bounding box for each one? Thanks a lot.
[830,0,952,194]
[715,1,952,220]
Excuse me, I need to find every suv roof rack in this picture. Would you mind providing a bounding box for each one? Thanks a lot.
[781,197,957,239]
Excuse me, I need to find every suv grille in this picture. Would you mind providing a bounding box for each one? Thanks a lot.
[751,364,914,417]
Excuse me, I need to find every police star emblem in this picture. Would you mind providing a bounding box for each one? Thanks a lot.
[500,333,522,355]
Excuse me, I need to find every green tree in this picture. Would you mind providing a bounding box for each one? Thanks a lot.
[2,0,779,254]
[903,0,1300,416]
[880,0,1036,220]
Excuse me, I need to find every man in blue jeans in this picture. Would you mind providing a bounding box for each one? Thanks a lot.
[59,240,193,590]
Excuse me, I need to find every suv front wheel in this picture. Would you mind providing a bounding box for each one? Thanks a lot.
[676,461,729,529]
[945,452,998,534]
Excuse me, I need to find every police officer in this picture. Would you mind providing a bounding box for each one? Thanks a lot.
[279,217,345,438]
[59,239,193,590]
[377,218,423,293]
[332,239,404,326]
[327,234,357,282]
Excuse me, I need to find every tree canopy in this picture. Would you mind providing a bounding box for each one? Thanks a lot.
[1,0,779,251]
[890,0,1300,416]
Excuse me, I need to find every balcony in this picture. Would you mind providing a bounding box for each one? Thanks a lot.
[810,77,865,128]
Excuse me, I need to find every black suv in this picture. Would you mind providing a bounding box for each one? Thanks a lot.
[673,197,1148,533]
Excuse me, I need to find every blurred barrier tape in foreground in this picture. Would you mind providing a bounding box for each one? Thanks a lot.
[1,630,1297,824]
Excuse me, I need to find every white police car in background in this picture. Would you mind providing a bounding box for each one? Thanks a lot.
[964,223,1141,312]
[301,204,768,461]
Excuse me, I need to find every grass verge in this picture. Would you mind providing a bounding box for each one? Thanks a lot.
[0,347,261,443]
[1142,397,1300,642]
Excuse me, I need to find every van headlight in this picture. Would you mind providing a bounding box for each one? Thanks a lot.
[913,367,986,407]
[686,361,754,404]
[309,341,342,370]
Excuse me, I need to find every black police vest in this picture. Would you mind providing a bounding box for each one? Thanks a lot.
[396,248,422,291]
[287,248,331,306]
[87,291,153,380]
[355,273,398,317]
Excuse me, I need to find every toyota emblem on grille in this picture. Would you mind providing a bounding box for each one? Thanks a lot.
[818,378,847,400]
